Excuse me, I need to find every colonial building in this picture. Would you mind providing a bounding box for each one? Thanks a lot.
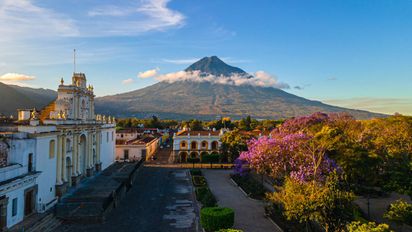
[115,136,160,162]
[172,129,224,163]
[0,73,115,230]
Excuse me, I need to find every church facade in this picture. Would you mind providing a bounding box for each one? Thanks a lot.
[0,73,115,230]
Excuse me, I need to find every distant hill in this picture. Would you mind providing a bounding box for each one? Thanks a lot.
[95,56,384,120]
[0,82,57,116]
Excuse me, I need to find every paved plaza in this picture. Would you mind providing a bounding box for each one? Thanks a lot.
[58,167,200,232]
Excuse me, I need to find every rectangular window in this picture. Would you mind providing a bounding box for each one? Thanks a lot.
[124,150,129,160]
[12,198,17,216]
[112,132,114,142]
[28,153,33,172]
[107,132,109,143]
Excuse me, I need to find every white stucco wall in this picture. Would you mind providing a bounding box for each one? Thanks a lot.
[0,135,37,229]
[6,186,25,228]
[34,135,57,209]
[100,127,115,170]
[115,145,144,161]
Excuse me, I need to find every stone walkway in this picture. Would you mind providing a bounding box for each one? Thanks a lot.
[57,167,200,232]
[203,169,281,232]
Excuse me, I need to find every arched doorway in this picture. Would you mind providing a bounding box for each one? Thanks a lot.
[179,152,188,163]
[79,134,87,175]
[200,151,209,162]
[189,151,198,159]
[66,157,72,187]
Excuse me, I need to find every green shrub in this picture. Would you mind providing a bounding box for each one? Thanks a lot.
[200,207,235,231]
[195,187,209,201]
[201,191,217,208]
[202,154,220,163]
[195,187,217,207]
[346,221,391,232]
[383,199,412,226]
[190,169,202,176]
[192,176,207,187]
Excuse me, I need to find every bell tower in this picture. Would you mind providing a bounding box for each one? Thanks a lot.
[72,73,87,89]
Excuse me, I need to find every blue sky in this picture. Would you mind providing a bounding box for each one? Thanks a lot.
[0,0,411,115]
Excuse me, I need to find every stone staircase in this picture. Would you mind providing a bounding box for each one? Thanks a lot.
[39,101,56,122]
[27,213,62,232]
[9,211,62,232]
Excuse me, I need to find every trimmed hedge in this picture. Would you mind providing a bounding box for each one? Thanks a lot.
[202,154,220,163]
[200,207,235,231]
[195,187,217,208]
[195,187,209,201]
[192,176,207,187]
[190,169,202,176]
[231,174,266,200]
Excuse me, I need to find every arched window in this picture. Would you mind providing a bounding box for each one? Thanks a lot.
[191,141,198,150]
[180,141,187,149]
[211,141,218,150]
[201,141,208,149]
[66,138,71,152]
[49,140,56,159]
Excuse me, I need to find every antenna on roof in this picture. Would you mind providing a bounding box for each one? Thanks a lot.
[73,49,76,73]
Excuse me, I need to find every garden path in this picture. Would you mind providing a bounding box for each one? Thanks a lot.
[202,169,282,232]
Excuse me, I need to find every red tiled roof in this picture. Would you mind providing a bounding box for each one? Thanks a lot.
[175,130,220,136]
[116,135,157,145]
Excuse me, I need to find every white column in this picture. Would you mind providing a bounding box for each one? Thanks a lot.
[62,136,67,182]
[56,136,63,185]
[73,134,79,175]
[96,131,101,164]
[87,132,93,168]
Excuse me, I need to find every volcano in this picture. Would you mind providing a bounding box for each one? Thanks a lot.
[95,56,383,120]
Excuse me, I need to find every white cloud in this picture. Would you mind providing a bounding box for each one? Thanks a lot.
[138,68,159,78]
[0,0,185,40]
[122,78,134,85]
[0,73,36,87]
[88,5,135,17]
[86,0,185,36]
[155,70,290,89]
[0,73,35,81]
[0,0,78,40]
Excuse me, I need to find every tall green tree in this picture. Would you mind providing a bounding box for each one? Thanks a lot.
[220,129,252,162]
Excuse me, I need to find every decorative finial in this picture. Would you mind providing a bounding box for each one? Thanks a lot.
[60,78,64,85]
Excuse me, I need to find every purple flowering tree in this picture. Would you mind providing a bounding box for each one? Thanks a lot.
[239,113,353,231]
